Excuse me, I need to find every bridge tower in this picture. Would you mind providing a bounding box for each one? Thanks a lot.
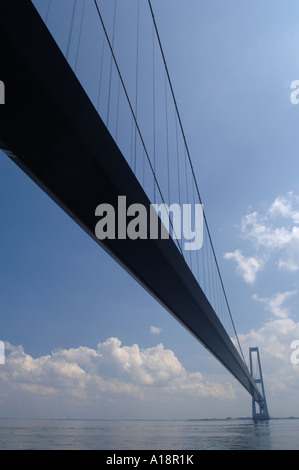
[249,347,269,420]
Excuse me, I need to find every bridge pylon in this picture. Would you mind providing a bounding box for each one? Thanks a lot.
[249,347,270,421]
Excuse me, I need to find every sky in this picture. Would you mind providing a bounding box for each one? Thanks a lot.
[1,0,299,420]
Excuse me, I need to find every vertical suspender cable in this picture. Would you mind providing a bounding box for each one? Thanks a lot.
[184,146,192,270]
[175,117,183,252]
[75,0,86,72]
[93,0,184,257]
[133,0,140,174]
[165,72,170,205]
[97,31,105,112]
[152,23,156,203]
[66,0,77,60]
[147,0,245,364]
[107,0,118,127]
[45,0,52,24]
[115,79,121,143]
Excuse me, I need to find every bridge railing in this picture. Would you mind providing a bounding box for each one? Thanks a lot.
[31,0,244,361]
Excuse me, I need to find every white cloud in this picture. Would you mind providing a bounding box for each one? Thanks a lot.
[252,290,297,319]
[238,315,299,394]
[278,259,299,272]
[150,326,162,335]
[224,249,264,284]
[240,211,298,250]
[239,317,298,363]
[0,338,234,418]
[222,194,299,414]
[268,192,299,224]
[225,192,299,280]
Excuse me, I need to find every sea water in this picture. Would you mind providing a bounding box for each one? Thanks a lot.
[0,418,298,450]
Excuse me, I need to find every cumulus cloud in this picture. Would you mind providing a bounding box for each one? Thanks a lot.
[0,338,234,418]
[242,192,299,269]
[238,315,299,398]
[224,249,264,284]
[222,193,299,414]
[225,192,299,281]
[235,291,299,414]
[241,210,299,252]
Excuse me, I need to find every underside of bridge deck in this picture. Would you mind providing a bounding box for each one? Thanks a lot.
[0,0,263,404]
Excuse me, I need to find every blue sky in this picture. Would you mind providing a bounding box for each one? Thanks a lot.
[1,0,299,419]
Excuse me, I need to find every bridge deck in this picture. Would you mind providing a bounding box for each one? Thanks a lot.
[0,0,262,404]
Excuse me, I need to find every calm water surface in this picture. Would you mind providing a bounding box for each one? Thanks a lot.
[0,418,298,450]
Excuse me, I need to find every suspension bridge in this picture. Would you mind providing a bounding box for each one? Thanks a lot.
[0,0,269,420]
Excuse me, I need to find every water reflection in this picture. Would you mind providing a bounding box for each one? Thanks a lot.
[0,418,298,450]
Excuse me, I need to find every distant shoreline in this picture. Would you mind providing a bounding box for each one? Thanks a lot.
[0,416,299,421]
[188,416,299,421]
